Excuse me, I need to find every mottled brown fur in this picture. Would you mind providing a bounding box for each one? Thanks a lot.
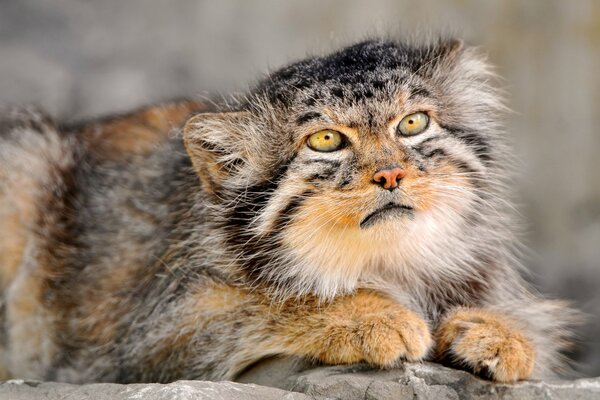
[436,308,535,382]
[0,39,579,384]
[79,100,207,160]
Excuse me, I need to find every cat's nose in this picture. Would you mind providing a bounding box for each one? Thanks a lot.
[372,167,406,190]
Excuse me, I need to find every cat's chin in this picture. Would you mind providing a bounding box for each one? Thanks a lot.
[359,203,414,229]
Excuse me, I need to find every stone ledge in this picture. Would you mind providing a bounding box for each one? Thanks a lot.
[0,379,318,400]
[239,358,600,399]
[3,359,599,400]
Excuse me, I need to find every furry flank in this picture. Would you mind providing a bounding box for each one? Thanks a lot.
[0,38,580,383]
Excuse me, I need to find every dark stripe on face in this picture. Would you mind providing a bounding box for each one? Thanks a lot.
[306,167,337,182]
[221,182,311,286]
[220,155,301,281]
[449,158,479,175]
[446,157,485,190]
[367,111,376,130]
[412,136,442,157]
[273,189,313,231]
[339,174,353,187]
[412,137,450,161]
[335,153,358,188]
[440,124,492,162]
[408,85,431,99]
[223,159,293,230]
[227,181,277,228]
[456,131,492,162]
[423,148,448,159]
[296,111,322,125]
[412,138,484,187]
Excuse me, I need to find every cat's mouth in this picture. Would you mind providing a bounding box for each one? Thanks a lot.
[359,202,414,229]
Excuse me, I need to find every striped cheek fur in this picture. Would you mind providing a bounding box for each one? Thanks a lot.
[184,38,512,305]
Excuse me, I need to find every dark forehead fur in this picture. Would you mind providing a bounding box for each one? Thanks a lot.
[251,38,456,108]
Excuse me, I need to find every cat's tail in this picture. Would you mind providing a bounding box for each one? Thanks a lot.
[490,295,586,379]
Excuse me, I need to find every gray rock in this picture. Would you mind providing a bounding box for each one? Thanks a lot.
[2,359,600,399]
[238,357,600,400]
[0,378,319,400]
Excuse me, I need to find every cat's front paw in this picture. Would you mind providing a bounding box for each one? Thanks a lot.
[316,295,432,367]
[435,308,535,382]
[357,308,432,365]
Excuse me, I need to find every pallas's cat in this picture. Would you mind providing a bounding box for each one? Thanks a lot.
[0,38,577,383]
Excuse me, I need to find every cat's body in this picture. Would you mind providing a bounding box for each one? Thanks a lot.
[0,38,577,383]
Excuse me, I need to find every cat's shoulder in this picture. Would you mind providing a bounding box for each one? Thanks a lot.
[67,99,211,161]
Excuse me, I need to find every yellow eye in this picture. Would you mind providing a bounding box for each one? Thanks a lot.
[398,112,429,136]
[307,130,345,152]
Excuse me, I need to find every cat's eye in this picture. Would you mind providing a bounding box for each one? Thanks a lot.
[307,130,345,152]
[397,112,429,136]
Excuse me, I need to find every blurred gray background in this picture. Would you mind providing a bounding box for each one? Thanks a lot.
[1,0,599,377]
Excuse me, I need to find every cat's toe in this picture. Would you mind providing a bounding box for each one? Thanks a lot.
[436,308,535,382]
[359,309,432,366]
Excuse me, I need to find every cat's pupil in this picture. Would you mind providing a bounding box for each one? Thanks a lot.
[408,120,414,124]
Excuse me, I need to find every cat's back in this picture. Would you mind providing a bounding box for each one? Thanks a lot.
[0,100,210,379]
[0,100,207,290]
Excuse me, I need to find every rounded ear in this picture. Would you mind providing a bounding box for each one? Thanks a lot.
[183,111,252,195]
[415,38,465,77]
[439,38,464,62]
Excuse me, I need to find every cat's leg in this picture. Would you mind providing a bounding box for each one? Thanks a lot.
[434,307,535,382]
[269,289,432,367]
[171,286,433,381]
[105,286,431,382]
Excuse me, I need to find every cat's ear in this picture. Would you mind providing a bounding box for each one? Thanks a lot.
[417,38,465,77]
[438,38,464,62]
[183,111,253,194]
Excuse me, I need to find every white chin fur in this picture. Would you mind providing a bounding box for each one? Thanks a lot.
[277,198,477,300]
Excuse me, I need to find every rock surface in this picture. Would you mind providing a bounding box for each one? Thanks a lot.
[239,358,600,399]
[0,379,315,400]
[3,358,600,400]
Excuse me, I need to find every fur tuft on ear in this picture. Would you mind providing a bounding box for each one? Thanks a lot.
[183,112,252,195]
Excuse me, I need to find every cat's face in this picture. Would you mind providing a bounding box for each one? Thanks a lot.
[185,39,507,298]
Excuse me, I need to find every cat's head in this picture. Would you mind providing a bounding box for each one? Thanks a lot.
[184,38,512,299]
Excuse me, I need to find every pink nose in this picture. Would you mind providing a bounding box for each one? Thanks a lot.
[373,167,406,190]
